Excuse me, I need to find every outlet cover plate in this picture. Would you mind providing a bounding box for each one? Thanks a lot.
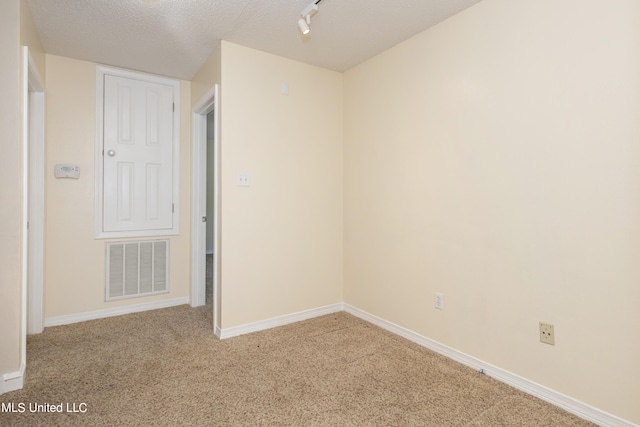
[539,322,555,345]
[434,293,444,310]
[236,173,250,187]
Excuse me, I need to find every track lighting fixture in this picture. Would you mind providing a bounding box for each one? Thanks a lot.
[298,16,311,35]
[298,1,320,36]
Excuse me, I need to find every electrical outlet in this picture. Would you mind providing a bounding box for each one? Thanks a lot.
[539,322,555,345]
[236,173,250,187]
[434,293,444,310]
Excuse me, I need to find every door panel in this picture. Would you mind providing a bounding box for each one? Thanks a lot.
[103,75,174,232]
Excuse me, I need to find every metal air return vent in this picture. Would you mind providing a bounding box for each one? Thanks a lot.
[106,240,169,301]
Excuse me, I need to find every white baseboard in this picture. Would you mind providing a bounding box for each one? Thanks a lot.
[0,363,25,395]
[343,304,636,427]
[218,303,344,340]
[44,297,190,327]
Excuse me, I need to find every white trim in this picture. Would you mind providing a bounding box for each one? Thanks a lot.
[218,303,344,340]
[211,84,220,335]
[191,85,220,337]
[27,54,44,92]
[26,50,46,336]
[343,304,637,427]
[94,65,180,239]
[20,46,29,391]
[44,297,189,327]
[192,84,218,119]
[0,363,25,395]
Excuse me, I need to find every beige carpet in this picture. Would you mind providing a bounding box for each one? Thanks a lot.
[1,302,595,426]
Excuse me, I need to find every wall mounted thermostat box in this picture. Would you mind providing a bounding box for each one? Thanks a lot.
[54,164,80,179]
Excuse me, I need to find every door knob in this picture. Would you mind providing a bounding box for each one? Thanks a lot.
[107,150,116,157]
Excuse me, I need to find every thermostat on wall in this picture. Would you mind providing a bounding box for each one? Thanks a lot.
[54,164,80,179]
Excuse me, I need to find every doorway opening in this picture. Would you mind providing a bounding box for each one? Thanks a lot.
[205,110,215,307]
[191,85,220,335]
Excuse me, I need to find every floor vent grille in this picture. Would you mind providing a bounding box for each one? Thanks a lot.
[106,240,169,300]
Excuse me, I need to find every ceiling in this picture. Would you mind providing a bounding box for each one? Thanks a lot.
[27,0,483,81]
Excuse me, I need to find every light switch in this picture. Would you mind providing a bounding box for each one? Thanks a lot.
[236,173,250,187]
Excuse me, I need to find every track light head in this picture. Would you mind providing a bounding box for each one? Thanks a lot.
[298,17,310,35]
[298,3,319,36]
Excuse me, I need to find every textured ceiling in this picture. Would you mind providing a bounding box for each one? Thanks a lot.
[27,0,483,80]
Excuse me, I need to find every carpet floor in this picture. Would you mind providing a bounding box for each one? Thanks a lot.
[1,305,595,426]
[1,258,595,426]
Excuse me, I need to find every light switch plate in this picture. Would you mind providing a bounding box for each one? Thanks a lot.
[434,293,444,310]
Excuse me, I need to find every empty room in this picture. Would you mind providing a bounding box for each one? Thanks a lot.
[1,0,638,425]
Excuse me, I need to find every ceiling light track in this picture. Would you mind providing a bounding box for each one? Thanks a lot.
[298,0,324,36]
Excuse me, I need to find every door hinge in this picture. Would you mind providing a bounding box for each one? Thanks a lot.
[173,103,175,112]
[172,203,175,213]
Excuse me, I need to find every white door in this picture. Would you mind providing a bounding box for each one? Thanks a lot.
[103,75,175,232]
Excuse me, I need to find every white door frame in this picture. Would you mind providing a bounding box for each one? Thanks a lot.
[22,46,46,344]
[191,84,220,335]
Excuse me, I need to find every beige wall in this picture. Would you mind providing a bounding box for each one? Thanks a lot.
[44,54,192,318]
[20,0,45,80]
[191,43,221,108]
[219,42,343,328]
[344,0,640,423]
[0,0,23,377]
